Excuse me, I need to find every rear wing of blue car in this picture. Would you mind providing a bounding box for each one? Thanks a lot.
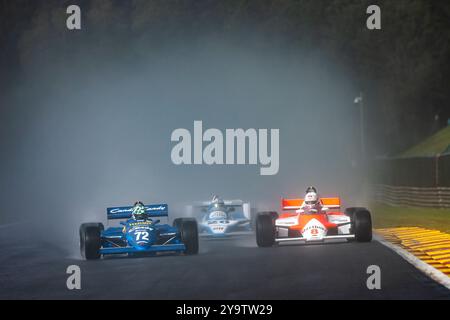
[106,204,168,220]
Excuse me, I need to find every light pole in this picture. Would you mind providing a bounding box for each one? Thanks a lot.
[354,92,365,163]
[354,92,369,203]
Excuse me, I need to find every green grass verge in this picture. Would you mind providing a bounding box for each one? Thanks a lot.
[401,126,450,157]
[371,203,450,234]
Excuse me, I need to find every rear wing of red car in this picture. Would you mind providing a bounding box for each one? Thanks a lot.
[282,197,341,210]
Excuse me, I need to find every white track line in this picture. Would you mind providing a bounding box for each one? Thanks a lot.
[374,234,450,290]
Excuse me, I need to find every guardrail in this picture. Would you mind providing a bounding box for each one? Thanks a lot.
[374,184,450,208]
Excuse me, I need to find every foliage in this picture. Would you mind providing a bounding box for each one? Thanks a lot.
[1,0,449,154]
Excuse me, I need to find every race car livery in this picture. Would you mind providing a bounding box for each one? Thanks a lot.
[256,197,372,247]
[79,203,198,260]
[187,199,252,237]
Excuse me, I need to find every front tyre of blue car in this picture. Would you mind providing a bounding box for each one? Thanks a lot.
[179,219,199,255]
[80,223,103,260]
[172,218,183,232]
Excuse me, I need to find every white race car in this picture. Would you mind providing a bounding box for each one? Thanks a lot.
[187,197,252,237]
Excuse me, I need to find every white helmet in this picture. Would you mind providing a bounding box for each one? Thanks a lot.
[304,191,319,206]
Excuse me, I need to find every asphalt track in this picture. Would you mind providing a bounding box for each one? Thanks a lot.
[0,225,449,300]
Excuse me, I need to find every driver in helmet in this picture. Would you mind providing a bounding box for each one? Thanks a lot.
[131,201,150,221]
[299,186,323,214]
[210,195,226,211]
[122,201,152,233]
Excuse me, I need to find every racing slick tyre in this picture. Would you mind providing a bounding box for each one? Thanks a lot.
[173,218,183,231]
[345,207,366,241]
[258,211,279,223]
[256,213,277,247]
[80,223,103,260]
[354,209,372,242]
[345,207,367,222]
[179,219,199,255]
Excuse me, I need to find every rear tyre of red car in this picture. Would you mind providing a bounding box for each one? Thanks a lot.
[80,223,103,260]
[353,209,372,242]
[345,207,367,222]
[256,213,276,247]
[178,218,199,255]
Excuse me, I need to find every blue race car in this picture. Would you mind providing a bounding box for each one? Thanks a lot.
[79,202,198,260]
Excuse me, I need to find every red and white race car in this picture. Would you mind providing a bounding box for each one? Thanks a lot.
[255,197,372,247]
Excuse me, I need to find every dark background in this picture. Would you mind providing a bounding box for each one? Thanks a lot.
[1,0,449,154]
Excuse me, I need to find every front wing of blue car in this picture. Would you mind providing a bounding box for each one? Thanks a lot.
[99,243,186,255]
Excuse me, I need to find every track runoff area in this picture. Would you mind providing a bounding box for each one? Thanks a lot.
[376,227,450,288]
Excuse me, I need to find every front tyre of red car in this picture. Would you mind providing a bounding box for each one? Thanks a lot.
[256,213,276,247]
[179,219,199,255]
[80,223,103,260]
[354,209,372,242]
